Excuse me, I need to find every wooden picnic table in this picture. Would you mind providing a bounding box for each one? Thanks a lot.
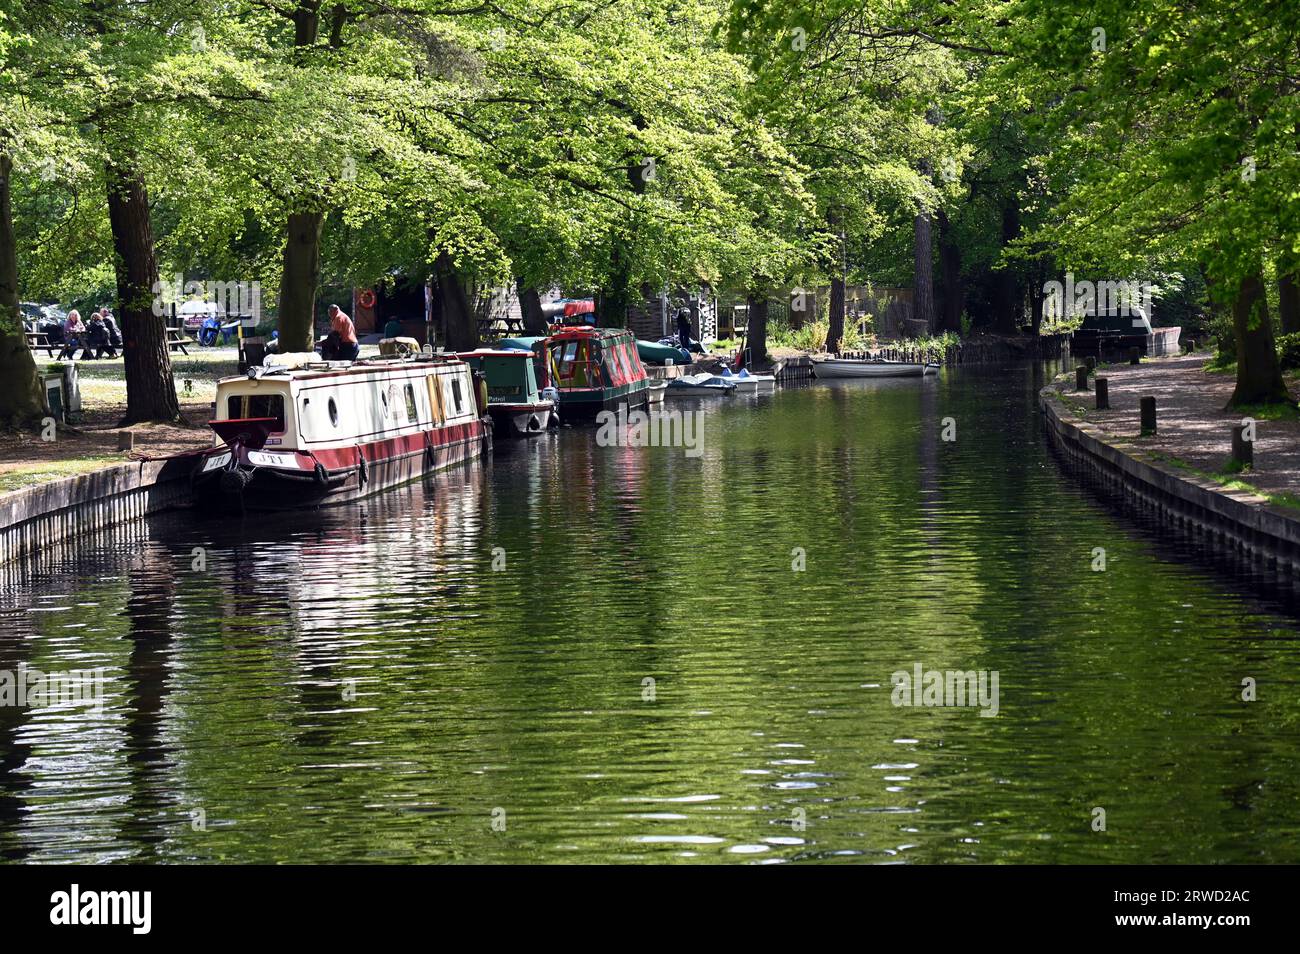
[166,326,194,355]
[476,315,526,337]
[24,332,58,357]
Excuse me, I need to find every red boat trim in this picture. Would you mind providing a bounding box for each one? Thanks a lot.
[212,419,486,473]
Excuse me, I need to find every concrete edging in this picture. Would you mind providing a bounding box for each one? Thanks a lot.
[1040,386,1300,570]
[0,458,193,568]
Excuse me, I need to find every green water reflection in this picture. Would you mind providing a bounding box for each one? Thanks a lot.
[2,363,1298,863]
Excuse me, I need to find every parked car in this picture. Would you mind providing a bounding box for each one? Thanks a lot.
[20,302,68,341]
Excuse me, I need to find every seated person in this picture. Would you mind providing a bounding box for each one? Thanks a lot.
[57,309,86,360]
[84,313,113,358]
[102,312,122,351]
[318,304,360,361]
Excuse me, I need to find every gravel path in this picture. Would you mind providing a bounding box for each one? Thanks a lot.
[1057,352,1300,497]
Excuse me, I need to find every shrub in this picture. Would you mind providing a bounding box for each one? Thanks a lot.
[1277,332,1300,371]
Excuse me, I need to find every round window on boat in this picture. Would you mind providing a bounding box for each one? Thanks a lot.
[328,397,339,426]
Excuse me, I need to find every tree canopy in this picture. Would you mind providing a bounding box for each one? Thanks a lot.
[2,0,1296,420]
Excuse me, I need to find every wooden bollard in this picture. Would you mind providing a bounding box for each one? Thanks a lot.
[1231,423,1254,467]
[1129,347,1141,365]
[117,430,135,452]
[1076,365,1089,391]
[1140,396,1157,434]
[1095,376,1109,409]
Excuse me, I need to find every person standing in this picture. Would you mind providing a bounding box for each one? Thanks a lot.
[676,307,693,352]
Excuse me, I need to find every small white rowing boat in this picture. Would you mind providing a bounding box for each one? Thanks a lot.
[812,357,940,379]
[665,372,735,396]
[714,367,776,392]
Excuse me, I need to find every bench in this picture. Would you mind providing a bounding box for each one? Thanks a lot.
[25,332,58,357]
[166,327,194,355]
[476,316,526,338]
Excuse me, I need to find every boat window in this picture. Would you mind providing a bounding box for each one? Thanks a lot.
[485,358,525,400]
[451,378,463,413]
[226,393,285,431]
[404,384,418,422]
[551,340,593,386]
[328,397,339,426]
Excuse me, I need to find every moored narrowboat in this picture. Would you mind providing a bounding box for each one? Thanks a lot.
[191,354,490,512]
[458,348,556,436]
[542,325,650,422]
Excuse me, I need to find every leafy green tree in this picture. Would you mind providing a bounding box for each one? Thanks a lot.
[993,0,1295,404]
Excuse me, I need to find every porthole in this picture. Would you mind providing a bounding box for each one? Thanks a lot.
[328,397,339,426]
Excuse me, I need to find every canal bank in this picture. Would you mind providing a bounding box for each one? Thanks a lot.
[0,457,194,568]
[1040,353,1300,572]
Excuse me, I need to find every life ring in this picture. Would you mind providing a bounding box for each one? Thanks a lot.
[358,288,377,309]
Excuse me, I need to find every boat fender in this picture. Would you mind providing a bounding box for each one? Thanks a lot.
[313,462,328,486]
[357,454,369,485]
[220,467,253,495]
[424,443,435,470]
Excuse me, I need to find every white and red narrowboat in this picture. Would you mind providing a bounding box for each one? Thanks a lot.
[191,354,491,512]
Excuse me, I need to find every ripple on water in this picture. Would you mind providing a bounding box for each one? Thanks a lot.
[3,365,1300,863]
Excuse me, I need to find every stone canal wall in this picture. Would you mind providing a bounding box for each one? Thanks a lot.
[1040,387,1300,572]
[0,459,192,568]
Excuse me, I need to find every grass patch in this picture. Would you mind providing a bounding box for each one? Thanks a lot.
[1145,451,1300,513]
[0,456,123,495]
[1229,401,1300,422]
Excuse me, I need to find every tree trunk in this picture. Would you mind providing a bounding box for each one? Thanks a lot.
[277,210,324,351]
[913,210,936,333]
[1229,272,1290,407]
[517,280,546,335]
[277,3,326,352]
[1279,270,1300,335]
[435,251,479,351]
[1030,262,1045,337]
[936,209,962,334]
[105,156,180,424]
[828,276,845,355]
[745,292,769,366]
[0,149,45,427]
[992,203,1022,335]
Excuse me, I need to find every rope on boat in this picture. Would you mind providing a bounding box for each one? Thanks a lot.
[127,443,229,463]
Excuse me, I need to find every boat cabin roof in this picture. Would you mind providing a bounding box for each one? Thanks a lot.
[547,325,634,344]
[216,354,467,388]
[458,349,534,359]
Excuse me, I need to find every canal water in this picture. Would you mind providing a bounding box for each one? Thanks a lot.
[3,362,1300,864]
